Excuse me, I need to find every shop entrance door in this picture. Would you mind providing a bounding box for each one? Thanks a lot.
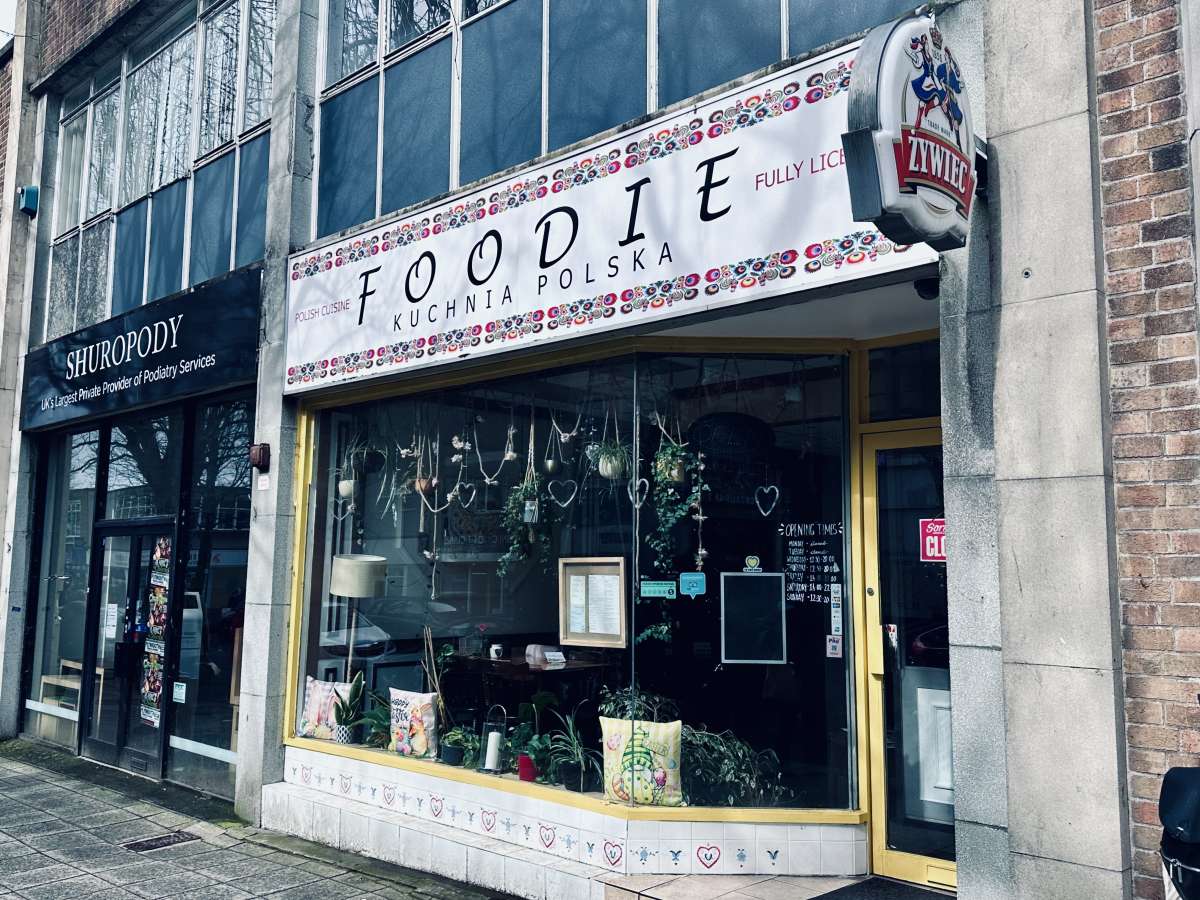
[862,429,955,889]
[80,523,176,777]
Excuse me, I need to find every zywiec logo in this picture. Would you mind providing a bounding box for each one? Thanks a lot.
[893,26,974,217]
[842,13,976,251]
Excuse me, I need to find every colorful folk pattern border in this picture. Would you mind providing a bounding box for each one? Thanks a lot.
[289,61,854,284]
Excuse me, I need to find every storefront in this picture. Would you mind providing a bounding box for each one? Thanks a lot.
[18,270,261,799]
[268,15,967,892]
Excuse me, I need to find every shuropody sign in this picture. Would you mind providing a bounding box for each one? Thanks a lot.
[842,12,976,251]
[22,270,261,430]
[284,44,938,395]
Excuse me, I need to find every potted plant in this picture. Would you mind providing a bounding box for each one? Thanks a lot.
[647,431,702,573]
[441,726,479,766]
[595,438,630,481]
[497,477,553,577]
[548,705,602,792]
[518,733,553,782]
[356,689,392,748]
[332,672,364,744]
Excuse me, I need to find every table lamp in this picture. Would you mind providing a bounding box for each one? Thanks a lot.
[330,554,386,677]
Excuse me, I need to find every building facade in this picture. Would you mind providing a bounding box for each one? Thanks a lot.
[0,1,1191,899]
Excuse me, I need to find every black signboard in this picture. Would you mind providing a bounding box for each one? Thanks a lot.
[21,269,261,431]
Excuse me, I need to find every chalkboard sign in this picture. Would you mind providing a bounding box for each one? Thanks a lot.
[720,572,787,664]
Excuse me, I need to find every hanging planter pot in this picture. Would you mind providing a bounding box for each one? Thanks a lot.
[542,458,561,476]
[414,476,436,495]
[655,457,687,484]
[597,444,628,481]
[337,479,357,500]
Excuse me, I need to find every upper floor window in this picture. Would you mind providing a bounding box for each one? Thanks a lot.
[45,0,277,345]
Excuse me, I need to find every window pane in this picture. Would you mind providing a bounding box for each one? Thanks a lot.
[86,91,119,219]
[869,340,942,422]
[25,431,99,748]
[462,0,501,16]
[548,0,646,150]
[158,34,195,185]
[327,0,379,85]
[234,132,269,267]
[106,412,183,520]
[460,0,541,185]
[387,0,449,53]
[658,0,780,107]
[200,3,240,156]
[112,199,149,314]
[191,152,234,284]
[56,114,86,234]
[166,397,254,800]
[46,236,80,341]
[148,180,187,301]
[121,56,164,206]
[789,0,912,56]
[317,76,378,238]
[381,38,449,214]
[243,0,276,130]
[76,219,112,329]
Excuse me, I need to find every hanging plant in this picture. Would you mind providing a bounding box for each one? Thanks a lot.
[647,440,701,573]
[498,418,555,578]
[595,438,630,481]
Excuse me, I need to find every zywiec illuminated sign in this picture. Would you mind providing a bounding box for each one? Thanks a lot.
[842,13,976,250]
[21,270,261,431]
[284,44,938,396]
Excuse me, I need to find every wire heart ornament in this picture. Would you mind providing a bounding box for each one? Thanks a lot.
[548,479,579,508]
[627,477,650,508]
[755,485,780,517]
[456,483,477,509]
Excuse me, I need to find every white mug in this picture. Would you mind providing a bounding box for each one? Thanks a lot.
[488,644,505,660]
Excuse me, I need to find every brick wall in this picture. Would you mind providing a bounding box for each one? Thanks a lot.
[1096,0,1200,898]
[40,0,139,80]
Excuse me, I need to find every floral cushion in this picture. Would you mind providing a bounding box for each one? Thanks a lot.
[298,676,353,740]
[599,717,682,807]
[389,688,439,758]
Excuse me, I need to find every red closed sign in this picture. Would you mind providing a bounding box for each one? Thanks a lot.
[920,518,946,563]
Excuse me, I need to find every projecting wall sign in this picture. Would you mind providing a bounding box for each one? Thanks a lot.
[842,12,977,250]
[284,43,937,395]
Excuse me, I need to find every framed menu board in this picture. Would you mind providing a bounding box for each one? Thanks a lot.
[558,557,627,648]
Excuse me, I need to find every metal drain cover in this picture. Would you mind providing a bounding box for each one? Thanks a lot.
[122,832,200,852]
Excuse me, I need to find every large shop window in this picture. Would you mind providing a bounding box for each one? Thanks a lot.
[318,76,379,238]
[166,398,254,798]
[788,0,913,57]
[25,431,100,747]
[381,37,451,216]
[296,353,853,809]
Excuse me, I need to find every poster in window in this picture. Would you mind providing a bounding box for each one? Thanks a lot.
[720,572,787,664]
[140,651,163,727]
[558,557,627,648]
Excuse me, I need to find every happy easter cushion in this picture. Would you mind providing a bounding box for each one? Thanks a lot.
[389,688,439,758]
[599,716,682,806]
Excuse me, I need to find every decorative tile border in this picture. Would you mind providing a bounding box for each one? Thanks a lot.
[274,746,868,881]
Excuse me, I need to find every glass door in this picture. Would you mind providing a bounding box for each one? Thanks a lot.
[82,527,175,776]
[863,428,955,889]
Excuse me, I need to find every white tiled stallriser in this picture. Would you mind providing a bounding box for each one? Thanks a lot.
[263,747,868,899]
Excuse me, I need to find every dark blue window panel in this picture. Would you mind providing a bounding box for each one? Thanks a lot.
[658,0,780,107]
[190,152,235,286]
[147,179,187,301]
[235,131,270,267]
[318,75,379,238]
[790,0,912,56]
[460,0,541,185]
[548,0,646,150]
[112,199,148,315]
[382,38,450,215]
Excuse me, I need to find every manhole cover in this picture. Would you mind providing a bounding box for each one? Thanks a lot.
[122,832,200,853]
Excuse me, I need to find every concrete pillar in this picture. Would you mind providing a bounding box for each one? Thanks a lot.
[233,0,318,823]
[945,0,1132,896]
[0,0,49,739]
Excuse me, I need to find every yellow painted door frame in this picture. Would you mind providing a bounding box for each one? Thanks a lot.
[860,426,956,890]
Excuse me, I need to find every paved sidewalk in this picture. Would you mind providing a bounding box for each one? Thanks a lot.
[0,743,511,899]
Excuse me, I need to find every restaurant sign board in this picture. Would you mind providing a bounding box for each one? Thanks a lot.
[284,44,937,395]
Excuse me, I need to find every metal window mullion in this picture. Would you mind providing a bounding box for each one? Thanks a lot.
[111,54,129,221]
[235,0,251,136]
[448,0,463,189]
[141,195,153,306]
[181,173,195,290]
[779,0,788,59]
[230,146,242,271]
[646,0,657,114]
[375,4,385,219]
[540,0,548,156]
[193,10,209,163]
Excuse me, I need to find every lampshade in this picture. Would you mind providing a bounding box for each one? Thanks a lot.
[329,554,387,598]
